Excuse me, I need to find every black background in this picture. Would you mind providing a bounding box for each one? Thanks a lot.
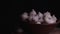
[16,0,60,19]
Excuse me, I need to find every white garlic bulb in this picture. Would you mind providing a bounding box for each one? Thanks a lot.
[30,9,37,16]
[21,12,28,20]
[38,12,44,22]
[44,12,56,24]
[28,9,37,21]
[44,11,52,19]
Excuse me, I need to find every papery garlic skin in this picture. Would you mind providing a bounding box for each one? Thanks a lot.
[30,9,37,16]
[38,12,44,22]
[21,12,28,20]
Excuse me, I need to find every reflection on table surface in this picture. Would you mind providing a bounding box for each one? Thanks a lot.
[49,28,60,34]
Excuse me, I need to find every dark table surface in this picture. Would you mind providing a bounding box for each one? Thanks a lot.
[11,27,60,34]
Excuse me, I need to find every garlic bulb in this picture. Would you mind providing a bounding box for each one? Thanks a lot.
[29,9,37,21]
[30,9,37,16]
[44,12,56,24]
[21,12,28,20]
[44,11,52,19]
[38,12,44,22]
[38,12,43,17]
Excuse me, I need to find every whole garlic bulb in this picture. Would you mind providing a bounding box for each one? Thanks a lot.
[30,9,37,16]
[21,12,28,20]
[38,12,44,22]
[44,12,56,24]
[38,12,43,17]
[29,9,37,21]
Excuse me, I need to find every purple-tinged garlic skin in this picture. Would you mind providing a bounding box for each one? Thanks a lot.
[44,12,56,24]
[30,9,37,16]
[21,12,28,21]
[38,12,44,22]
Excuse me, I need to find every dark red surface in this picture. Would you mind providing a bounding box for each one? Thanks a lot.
[28,24,57,34]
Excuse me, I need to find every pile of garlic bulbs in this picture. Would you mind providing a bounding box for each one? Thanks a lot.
[21,9,57,24]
